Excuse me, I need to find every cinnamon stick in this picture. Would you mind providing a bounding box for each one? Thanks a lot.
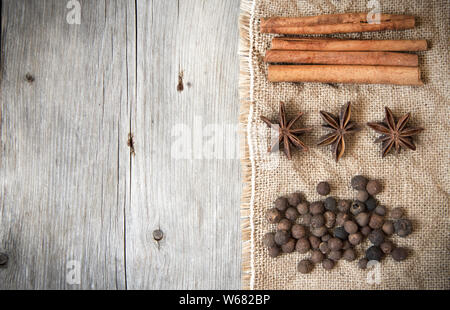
[268,65,423,85]
[261,13,415,34]
[264,50,418,67]
[271,38,428,52]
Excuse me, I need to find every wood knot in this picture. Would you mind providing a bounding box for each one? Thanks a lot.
[25,73,35,83]
[127,133,135,156]
[177,71,184,92]
[0,253,8,267]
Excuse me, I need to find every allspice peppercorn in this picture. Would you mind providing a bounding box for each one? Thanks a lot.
[285,207,299,221]
[350,201,366,216]
[311,250,325,264]
[266,208,282,223]
[358,258,368,270]
[268,246,281,258]
[274,230,290,246]
[319,242,330,255]
[328,238,343,251]
[263,232,276,248]
[322,258,335,270]
[311,214,325,228]
[360,226,371,237]
[287,192,302,207]
[295,238,311,254]
[297,259,314,274]
[311,226,328,238]
[317,182,331,196]
[336,212,350,226]
[391,207,404,219]
[344,220,358,234]
[348,232,363,246]
[366,246,383,261]
[391,247,408,261]
[380,241,394,254]
[382,221,395,236]
[355,212,370,227]
[274,197,289,212]
[296,202,309,215]
[321,234,331,242]
[337,200,351,213]
[365,197,378,211]
[343,248,356,262]
[324,197,337,212]
[309,201,325,215]
[324,211,336,228]
[298,214,312,226]
[374,205,386,216]
[394,219,412,237]
[333,226,349,240]
[366,180,382,196]
[265,176,415,270]
[356,190,369,202]
[369,213,384,229]
[368,229,385,246]
[309,236,321,250]
[351,175,368,191]
[281,238,296,253]
[291,224,306,239]
[328,250,342,261]
[342,240,351,250]
[277,218,292,231]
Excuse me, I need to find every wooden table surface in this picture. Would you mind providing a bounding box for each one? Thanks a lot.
[0,0,241,289]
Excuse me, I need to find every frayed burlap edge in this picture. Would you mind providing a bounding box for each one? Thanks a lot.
[239,0,256,290]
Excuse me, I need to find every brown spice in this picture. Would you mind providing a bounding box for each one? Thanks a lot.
[298,259,314,274]
[317,102,360,162]
[296,238,311,254]
[291,224,307,239]
[277,218,292,231]
[369,213,384,229]
[274,230,291,245]
[309,236,321,249]
[263,232,276,248]
[310,201,325,215]
[367,107,424,157]
[296,202,309,215]
[260,102,312,160]
[266,208,282,223]
[281,238,296,253]
[274,197,289,211]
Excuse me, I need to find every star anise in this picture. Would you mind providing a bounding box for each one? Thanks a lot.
[260,102,312,160]
[317,102,359,162]
[367,107,424,157]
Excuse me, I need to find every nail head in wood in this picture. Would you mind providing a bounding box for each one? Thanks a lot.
[152,229,164,241]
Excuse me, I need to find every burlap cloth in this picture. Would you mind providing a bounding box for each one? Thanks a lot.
[239,0,449,289]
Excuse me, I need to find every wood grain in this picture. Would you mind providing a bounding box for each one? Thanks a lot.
[127,0,241,290]
[0,0,132,289]
[0,0,241,289]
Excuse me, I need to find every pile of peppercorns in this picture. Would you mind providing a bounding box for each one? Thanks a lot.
[263,175,413,274]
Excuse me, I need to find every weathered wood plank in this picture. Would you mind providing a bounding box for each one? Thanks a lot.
[0,0,134,289]
[127,0,241,289]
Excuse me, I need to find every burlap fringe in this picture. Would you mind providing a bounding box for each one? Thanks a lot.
[239,0,255,290]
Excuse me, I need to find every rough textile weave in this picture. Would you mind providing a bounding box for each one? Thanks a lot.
[239,0,450,290]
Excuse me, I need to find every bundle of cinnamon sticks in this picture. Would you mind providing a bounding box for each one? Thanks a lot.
[261,13,427,85]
